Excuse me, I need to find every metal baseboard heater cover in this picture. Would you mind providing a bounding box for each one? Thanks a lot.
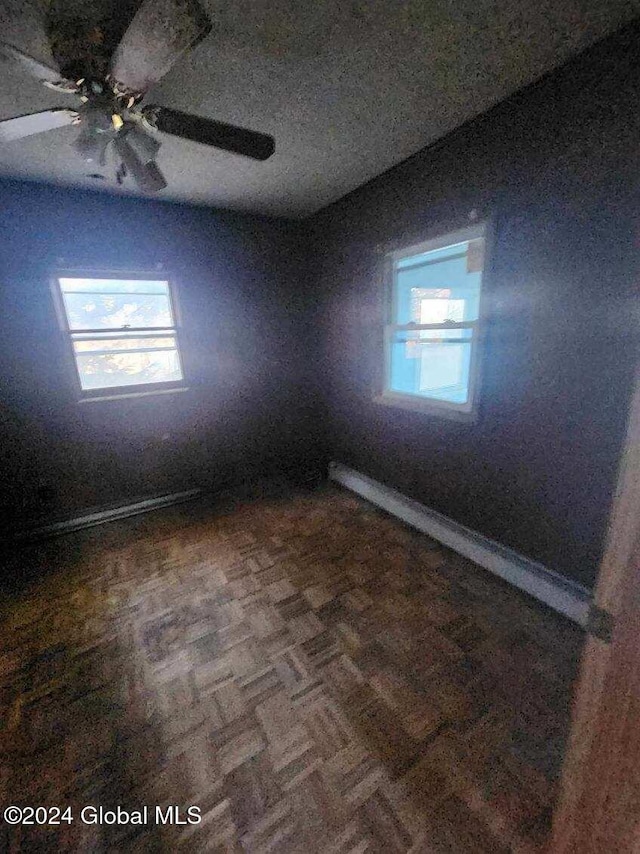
[329,461,591,627]
[14,488,202,541]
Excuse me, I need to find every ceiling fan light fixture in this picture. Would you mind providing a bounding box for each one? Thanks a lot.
[123,124,161,164]
[73,127,109,162]
[114,135,166,192]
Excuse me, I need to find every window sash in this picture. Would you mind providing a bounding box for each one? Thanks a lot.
[386,321,477,331]
[60,294,174,331]
[382,325,479,411]
[72,335,179,358]
[385,321,477,343]
[71,331,177,341]
[69,325,177,334]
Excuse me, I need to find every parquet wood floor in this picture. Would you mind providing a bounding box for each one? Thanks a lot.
[0,484,583,853]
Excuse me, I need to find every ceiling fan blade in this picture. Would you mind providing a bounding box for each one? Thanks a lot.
[144,106,275,161]
[0,1,69,84]
[0,41,68,85]
[109,0,211,94]
[0,109,77,142]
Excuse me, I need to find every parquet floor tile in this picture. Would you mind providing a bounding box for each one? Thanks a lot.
[0,484,583,852]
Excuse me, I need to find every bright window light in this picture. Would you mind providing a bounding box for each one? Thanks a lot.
[55,276,184,395]
[380,223,487,418]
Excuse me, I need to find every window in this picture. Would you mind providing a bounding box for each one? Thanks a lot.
[378,223,487,419]
[54,273,185,397]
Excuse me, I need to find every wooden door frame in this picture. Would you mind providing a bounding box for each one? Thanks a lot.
[550,365,640,852]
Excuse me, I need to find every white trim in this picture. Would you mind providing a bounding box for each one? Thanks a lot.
[373,392,477,422]
[389,222,486,261]
[329,461,591,626]
[15,488,201,541]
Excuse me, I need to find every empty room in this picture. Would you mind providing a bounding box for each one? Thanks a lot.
[1,1,639,851]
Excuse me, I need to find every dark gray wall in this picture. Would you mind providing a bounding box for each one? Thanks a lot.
[0,182,321,529]
[306,22,640,588]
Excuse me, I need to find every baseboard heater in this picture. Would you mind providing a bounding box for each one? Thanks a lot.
[14,488,202,542]
[329,461,591,627]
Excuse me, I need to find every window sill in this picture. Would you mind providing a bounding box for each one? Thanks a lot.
[78,386,190,404]
[373,392,477,423]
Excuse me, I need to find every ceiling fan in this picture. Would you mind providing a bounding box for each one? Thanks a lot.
[0,0,275,193]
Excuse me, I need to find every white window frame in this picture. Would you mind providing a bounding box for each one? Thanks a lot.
[375,222,488,422]
[51,269,187,401]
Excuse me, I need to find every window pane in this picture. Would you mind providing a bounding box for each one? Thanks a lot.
[58,278,173,330]
[74,347,182,390]
[394,238,484,326]
[61,292,173,330]
[389,329,473,404]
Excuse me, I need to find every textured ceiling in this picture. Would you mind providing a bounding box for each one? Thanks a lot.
[0,0,639,218]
